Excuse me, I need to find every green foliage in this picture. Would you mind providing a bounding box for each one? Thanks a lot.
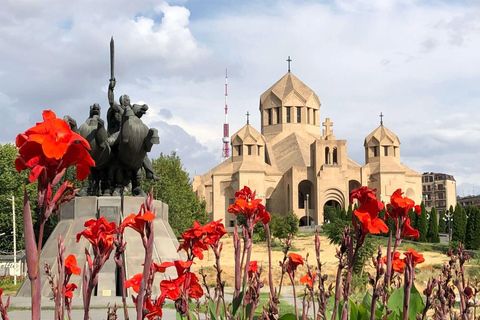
[452,204,467,243]
[426,207,440,243]
[465,206,480,250]
[252,212,299,242]
[415,202,428,242]
[141,152,209,237]
[324,205,337,223]
[438,210,446,234]
[0,143,39,253]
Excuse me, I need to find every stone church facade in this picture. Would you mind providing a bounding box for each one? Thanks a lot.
[193,71,422,227]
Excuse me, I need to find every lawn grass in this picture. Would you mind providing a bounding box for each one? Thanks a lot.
[0,276,23,295]
[164,292,297,319]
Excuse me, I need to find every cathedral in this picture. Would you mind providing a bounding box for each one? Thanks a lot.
[192,70,422,227]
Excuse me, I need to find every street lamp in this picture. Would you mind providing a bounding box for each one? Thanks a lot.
[6,196,16,285]
[443,209,453,242]
[306,194,309,227]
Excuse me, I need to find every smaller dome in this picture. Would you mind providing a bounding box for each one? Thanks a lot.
[231,124,265,145]
[364,125,400,147]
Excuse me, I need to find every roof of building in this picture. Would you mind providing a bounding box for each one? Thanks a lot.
[364,125,400,146]
[231,124,265,145]
[260,72,320,107]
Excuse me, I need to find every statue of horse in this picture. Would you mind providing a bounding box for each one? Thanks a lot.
[115,104,159,196]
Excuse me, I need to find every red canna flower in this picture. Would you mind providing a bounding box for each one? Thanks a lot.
[404,248,425,267]
[381,251,406,273]
[228,186,271,224]
[120,209,155,236]
[160,272,203,300]
[354,203,389,235]
[350,186,384,211]
[145,295,165,319]
[386,189,421,222]
[76,217,117,256]
[125,273,143,293]
[202,219,229,246]
[65,283,78,299]
[299,273,316,287]
[286,253,304,274]
[152,261,175,273]
[248,260,258,278]
[65,254,81,276]
[401,216,420,240]
[15,110,95,184]
[177,221,209,260]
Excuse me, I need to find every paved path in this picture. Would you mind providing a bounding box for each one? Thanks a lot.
[6,287,303,319]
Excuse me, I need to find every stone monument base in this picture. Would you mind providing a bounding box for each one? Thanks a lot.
[17,196,183,298]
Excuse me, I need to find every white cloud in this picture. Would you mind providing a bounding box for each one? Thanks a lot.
[1,0,480,186]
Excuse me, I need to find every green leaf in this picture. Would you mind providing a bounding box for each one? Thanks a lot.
[361,292,372,309]
[350,299,359,320]
[176,312,183,320]
[278,314,297,320]
[387,284,425,320]
[232,289,244,316]
[208,299,218,320]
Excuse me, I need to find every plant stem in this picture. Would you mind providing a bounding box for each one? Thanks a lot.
[288,273,300,320]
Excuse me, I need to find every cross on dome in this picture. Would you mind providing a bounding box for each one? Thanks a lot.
[246,111,250,125]
[287,56,292,73]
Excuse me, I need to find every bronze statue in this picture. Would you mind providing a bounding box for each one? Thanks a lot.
[67,37,160,197]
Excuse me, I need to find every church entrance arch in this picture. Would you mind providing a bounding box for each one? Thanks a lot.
[323,188,345,223]
[298,180,315,227]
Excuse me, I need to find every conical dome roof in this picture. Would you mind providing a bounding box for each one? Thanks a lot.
[260,72,320,108]
[232,124,265,145]
[364,125,400,147]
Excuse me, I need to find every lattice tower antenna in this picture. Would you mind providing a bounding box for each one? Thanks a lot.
[222,69,230,161]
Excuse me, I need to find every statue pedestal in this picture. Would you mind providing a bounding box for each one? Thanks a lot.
[17,196,182,298]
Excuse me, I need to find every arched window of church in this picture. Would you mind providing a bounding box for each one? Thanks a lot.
[267,109,272,125]
[298,192,305,209]
[372,146,378,157]
[247,145,252,155]
[333,147,338,164]
[383,146,388,156]
[297,107,301,123]
[237,145,242,156]
[286,107,291,123]
[325,147,330,165]
[276,107,280,124]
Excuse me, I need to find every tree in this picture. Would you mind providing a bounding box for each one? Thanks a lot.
[465,206,480,250]
[438,210,446,234]
[416,202,428,242]
[141,152,209,237]
[452,204,467,243]
[0,143,39,252]
[426,207,440,243]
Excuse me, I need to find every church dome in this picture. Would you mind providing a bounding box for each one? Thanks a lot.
[260,72,320,108]
[364,124,400,163]
[364,125,400,147]
[231,124,266,160]
[259,72,321,137]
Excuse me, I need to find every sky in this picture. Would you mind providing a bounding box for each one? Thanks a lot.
[1,0,479,195]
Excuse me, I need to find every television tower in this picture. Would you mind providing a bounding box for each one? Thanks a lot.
[222,69,230,161]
